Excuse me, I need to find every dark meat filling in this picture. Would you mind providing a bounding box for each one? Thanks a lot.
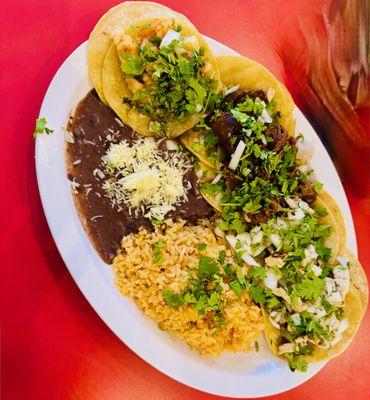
[209,112,242,158]
[224,89,268,106]
[208,89,318,227]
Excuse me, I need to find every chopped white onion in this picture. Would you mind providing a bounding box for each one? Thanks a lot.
[226,235,259,266]
[258,109,273,124]
[224,85,240,96]
[291,313,302,326]
[165,139,179,151]
[266,88,275,102]
[215,192,223,202]
[228,140,246,170]
[242,253,260,267]
[211,173,223,184]
[264,270,279,290]
[297,140,314,164]
[160,29,180,48]
[336,256,348,267]
[269,233,282,248]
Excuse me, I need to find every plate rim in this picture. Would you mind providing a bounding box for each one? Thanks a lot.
[35,35,357,398]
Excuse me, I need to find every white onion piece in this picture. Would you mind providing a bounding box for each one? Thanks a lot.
[226,235,260,266]
[297,140,314,164]
[267,88,275,102]
[264,270,279,290]
[336,256,348,266]
[228,140,246,170]
[224,85,240,96]
[258,109,273,124]
[165,139,178,151]
[211,173,223,184]
[160,29,180,48]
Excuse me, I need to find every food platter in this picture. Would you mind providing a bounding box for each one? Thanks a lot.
[35,7,366,395]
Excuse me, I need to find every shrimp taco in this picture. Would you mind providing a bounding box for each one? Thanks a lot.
[88,1,186,104]
[88,2,221,137]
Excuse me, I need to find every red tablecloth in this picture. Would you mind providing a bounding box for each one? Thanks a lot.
[1,1,369,399]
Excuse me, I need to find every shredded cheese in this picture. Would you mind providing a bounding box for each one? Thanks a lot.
[101,137,191,220]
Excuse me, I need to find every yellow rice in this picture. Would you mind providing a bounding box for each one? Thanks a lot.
[113,220,264,356]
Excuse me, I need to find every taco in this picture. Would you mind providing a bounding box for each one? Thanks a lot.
[314,191,347,262]
[88,1,186,104]
[90,5,221,137]
[261,248,368,368]
[181,55,296,169]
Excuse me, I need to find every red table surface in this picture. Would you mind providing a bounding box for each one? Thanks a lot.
[1,1,369,399]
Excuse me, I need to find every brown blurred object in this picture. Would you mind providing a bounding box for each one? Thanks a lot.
[279,0,370,197]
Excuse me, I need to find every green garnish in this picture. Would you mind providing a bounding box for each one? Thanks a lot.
[198,256,220,277]
[163,288,184,308]
[254,341,260,352]
[33,117,54,138]
[120,27,219,136]
[153,241,166,264]
[120,53,144,75]
[198,243,207,251]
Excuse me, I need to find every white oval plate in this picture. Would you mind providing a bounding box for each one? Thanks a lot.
[35,36,357,398]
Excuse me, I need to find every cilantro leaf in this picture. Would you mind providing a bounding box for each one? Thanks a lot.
[285,353,308,372]
[163,288,184,308]
[250,284,266,304]
[188,77,207,107]
[33,117,54,138]
[230,281,244,297]
[121,53,144,75]
[294,274,324,301]
[198,256,220,277]
[247,266,266,280]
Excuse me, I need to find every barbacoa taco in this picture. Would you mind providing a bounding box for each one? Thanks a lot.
[181,55,296,170]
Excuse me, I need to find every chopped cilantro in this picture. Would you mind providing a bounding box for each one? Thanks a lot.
[294,274,325,302]
[198,256,220,277]
[33,117,54,138]
[120,53,144,75]
[247,266,266,280]
[312,182,323,193]
[163,288,184,308]
[218,250,226,264]
[154,241,166,249]
[120,27,219,136]
[285,354,308,372]
[249,284,266,304]
[198,243,207,251]
[230,281,244,297]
